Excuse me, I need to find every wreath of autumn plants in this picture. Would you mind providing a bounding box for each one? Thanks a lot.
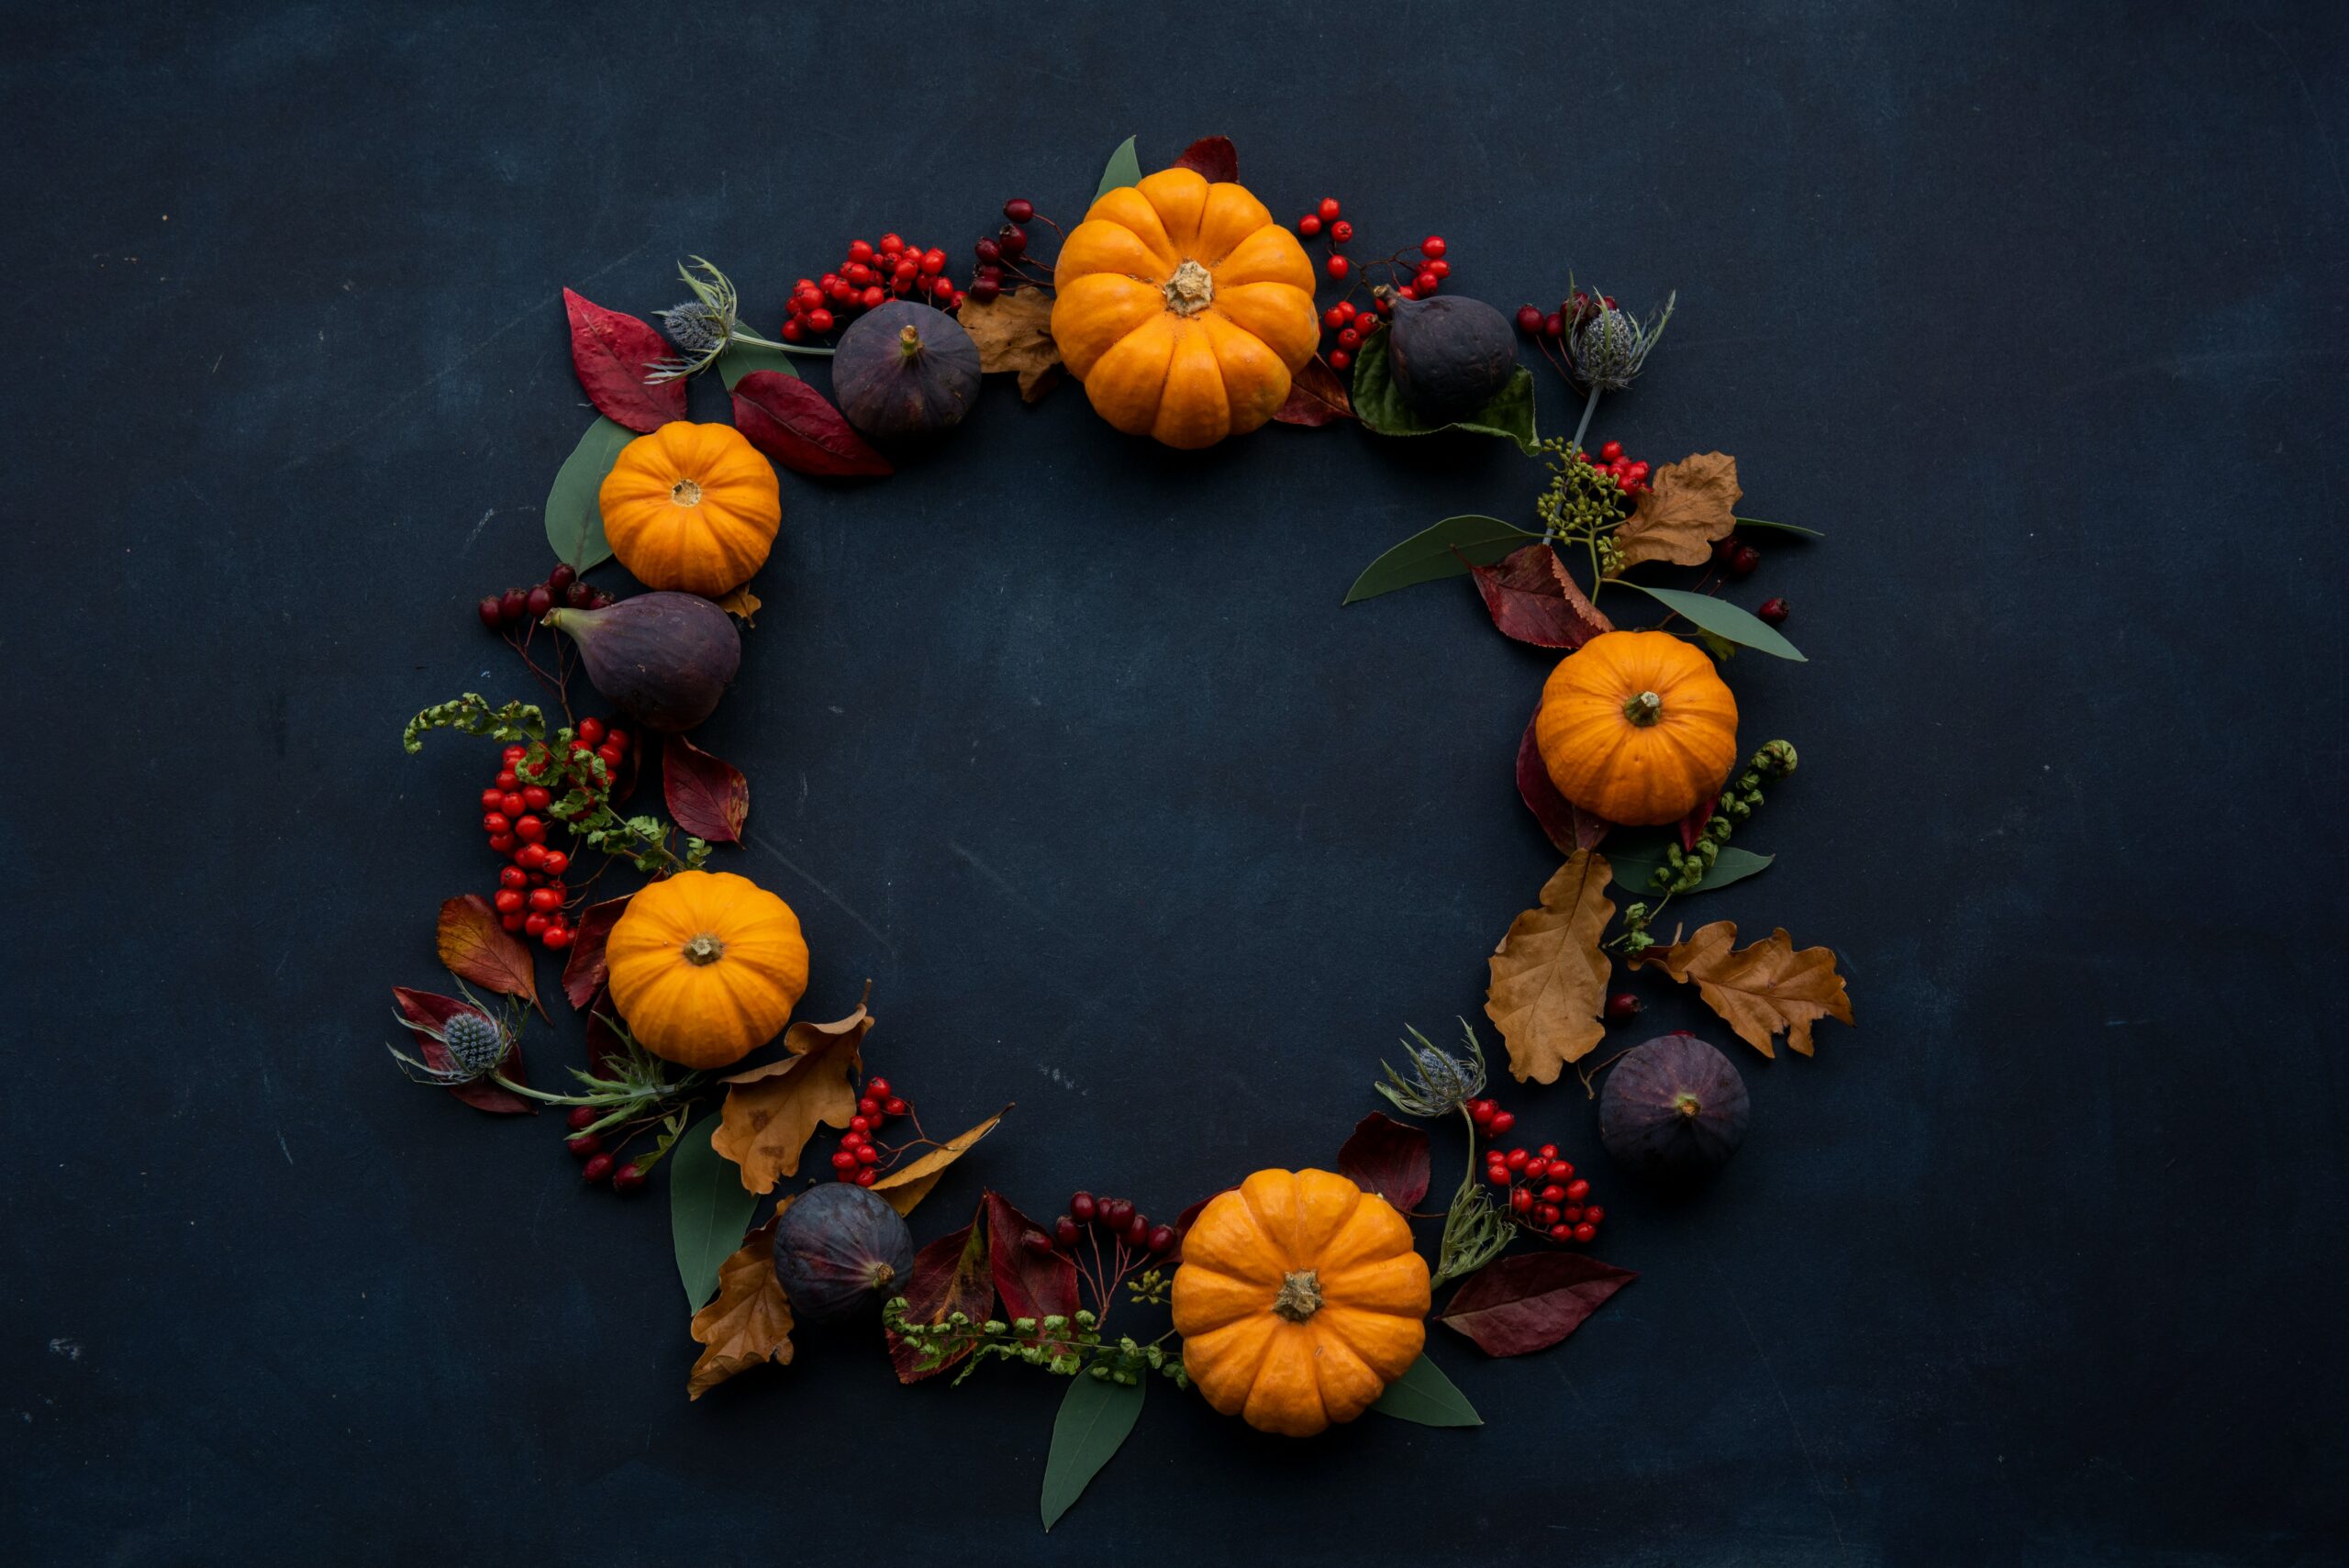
[388,134,1854,1530]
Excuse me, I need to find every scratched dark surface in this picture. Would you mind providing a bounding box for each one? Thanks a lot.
[3,3,2344,1563]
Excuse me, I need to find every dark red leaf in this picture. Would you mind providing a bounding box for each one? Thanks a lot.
[562,287,685,433]
[730,371,892,477]
[560,894,632,1010]
[1678,797,1717,854]
[1337,1112,1431,1212]
[391,986,533,1115]
[582,984,629,1074]
[1273,354,1354,427]
[435,895,543,1016]
[1517,712,1613,854]
[1469,543,1613,649]
[985,1191,1080,1352]
[1173,135,1239,183]
[888,1204,996,1383]
[662,735,749,844]
[1436,1251,1638,1357]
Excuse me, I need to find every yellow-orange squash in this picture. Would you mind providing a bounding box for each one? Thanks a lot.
[598,421,779,596]
[1171,1168,1431,1437]
[1535,629,1740,826]
[604,870,808,1070]
[1051,168,1319,450]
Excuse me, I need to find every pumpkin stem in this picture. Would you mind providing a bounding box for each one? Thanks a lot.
[1621,690,1664,727]
[669,478,704,506]
[1163,259,1215,317]
[681,933,726,966]
[1273,1269,1323,1323]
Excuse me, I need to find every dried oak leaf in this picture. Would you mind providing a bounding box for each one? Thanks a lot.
[1630,921,1854,1059]
[436,895,542,1017]
[687,1211,793,1398]
[959,287,1063,401]
[1614,451,1742,570]
[1485,851,1616,1083]
[1436,1251,1637,1357]
[870,1106,1009,1216]
[662,733,749,844]
[1516,712,1613,855]
[1337,1111,1431,1212]
[711,1000,871,1193]
[1273,354,1353,427]
[887,1204,995,1383]
[1470,542,1613,649]
[716,586,760,625]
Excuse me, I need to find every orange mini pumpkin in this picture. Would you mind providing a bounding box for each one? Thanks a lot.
[1534,629,1740,826]
[598,421,779,596]
[1171,1168,1431,1437]
[604,870,808,1070]
[1051,167,1319,449]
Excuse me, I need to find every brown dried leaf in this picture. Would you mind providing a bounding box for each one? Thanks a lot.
[1630,921,1854,1059]
[712,1001,870,1193]
[1485,851,1616,1083]
[870,1106,1010,1216]
[1614,452,1742,569]
[686,1211,793,1398]
[716,586,761,625]
[435,894,541,1016]
[959,287,1063,401]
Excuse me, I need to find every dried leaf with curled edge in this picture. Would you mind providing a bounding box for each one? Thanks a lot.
[1484,851,1615,1083]
[711,1001,870,1193]
[869,1106,1010,1215]
[958,287,1063,401]
[715,586,760,625]
[1630,921,1853,1058]
[687,1211,793,1398]
[1614,451,1742,569]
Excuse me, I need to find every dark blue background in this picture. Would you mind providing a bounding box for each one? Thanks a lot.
[5,3,2344,1563]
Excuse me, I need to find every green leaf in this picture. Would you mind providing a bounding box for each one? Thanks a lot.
[717,341,801,389]
[1349,328,1540,454]
[1342,515,1543,605]
[1614,582,1807,662]
[1041,1372,1145,1530]
[1731,515,1823,538]
[1369,1353,1482,1427]
[669,1114,758,1312]
[544,415,635,571]
[1092,135,1141,203]
[1607,838,1776,895]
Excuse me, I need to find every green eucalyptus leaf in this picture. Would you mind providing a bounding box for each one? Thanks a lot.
[718,341,801,388]
[1607,838,1776,895]
[1615,581,1807,662]
[544,415,635,571]
[1368,1353,1482,1427]
[1040,1370,1145,1529]
[1092,135,1141,202]
[669,1114,757,1312]
[1731,515,1823,538]
[1349,328,1540,454]
[1343,515,1543,605]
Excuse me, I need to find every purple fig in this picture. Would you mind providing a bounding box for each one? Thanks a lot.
[541,591,740,732]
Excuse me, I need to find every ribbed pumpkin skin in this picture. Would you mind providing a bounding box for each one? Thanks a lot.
[1171,1168,1430,1437]
[1535,630,1740,826]
[598,421,779,596]
[1051,168,1318,450]
[605,870,808,1069]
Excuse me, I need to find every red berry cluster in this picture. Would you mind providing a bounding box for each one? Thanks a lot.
[481,715,631,950]
[1576,439,1655,505]
[782,236,965,344]
[567,1106,648,1194]
[1294,197,1453,370]
[829,1075,912,1185]
[1043,1191,1176,1257]
[475,562,610,632]
[1513,287,1614,345]
[1466,1099,1607,1246]
[969,198,1053,305]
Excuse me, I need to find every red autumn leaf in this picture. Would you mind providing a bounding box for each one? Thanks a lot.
[1517,713,1613,854]
[435,895,542,1016]
[1679,797,1717,854]
[1336,1112,1432,1212]
[391,985,532,1115]
[1273,354,1354,427]
[1469,542,1613,649]
[730,370,892,478]
[888,1205,996,1383]
[562,287,685,434]
[985,1191,1079,1352]
[1435,1251,1638,1357]
[662,735,750,844]
[560,894,632,1010]
[1173,135,1239,183]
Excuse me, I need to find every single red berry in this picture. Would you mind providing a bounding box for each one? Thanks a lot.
[1055,1216,1081,1248]
[547,562,576,594]
[515,842,547,869]
[486,833,515,853]
[611,1162,647,1195]
[1573,1222,1598,1243]
[526,585,553,618]
[581,1152,614,1184]
[495,792,522,817]
[1373,295,1394,316]
[1420,235,1447,259]
[1525,1158,1550,1182]
[1337,327,1362,349]
[1327,349,1352,371]
[1396,284,1416,300]
[1021,1230,1056,1254]
[1583,1206,1606,1224]
[1003,198,1034,223]
[1552,1160,1575,1180]
[1605,991,1642,1022]
[998,225,1028,258]
[1730,545,1761,577]
[1126,1214,1151,1246]
[1321,305,1349,329]
[866,1077,892,1098]
[515,815,546,843]
[1327,255,1349,280]
[807,307,836,333]
[1317,196,1341,220]
[480,788,506,813]
[830,1150,857,1172]
[577,717,606,746]
[521,786,552,813]
[1564,1178,1592,1202]
[565,1106,598,1131]
[780,319,806,342]
[499,913,525,932]
[919,247,947,275]
[1414,271,1440,295]
[1488,1110,1517,1136]
[974,237,1002,263]
[1626,461,1650,481]
[1515,305,1543,336]
[1599,440,1623,462]
[1070,1191,1097,1222]
[477,595,505,630]
[527,887,561,913]
[1564,1205,1584,1223]
[524,912,551,937]
[1470,1099,1496,1125]
[541,924,572,950]
[1330,219,1353,243]
[856,1096,881,1119]
[497,864,529,888]
[481,809,510,833]
[1713,536,1742,563]
[968,277,1001,304]
[841,1130,865,1151]
[1100,1197,1133,1229]
[1544,312,1564,338]
[1298,214,1323,238]
[1505,1148,1530,1172]
[1148,1224,1175,1254]
[567,1131,602,1160]
[884,1096,907,1117]
[493,888,525,914]
[498,588,529,624]
[564,580,594,609]
[1537,1143,1558,1160]
[1758,597,1790,627]
[1535,1203,1560,1226]
[1426,260,1451,279]
[854,1167,877,1186]
[1541,1184,1566,1204]
[853,1144,880,1166]
[1486,1165,1513,1188]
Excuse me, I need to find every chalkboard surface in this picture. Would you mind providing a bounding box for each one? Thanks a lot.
[4,4,2343,1563]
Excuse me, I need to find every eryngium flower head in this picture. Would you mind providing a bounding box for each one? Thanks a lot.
[1375,1022,1488,1117]
[1565,290,1675,392]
